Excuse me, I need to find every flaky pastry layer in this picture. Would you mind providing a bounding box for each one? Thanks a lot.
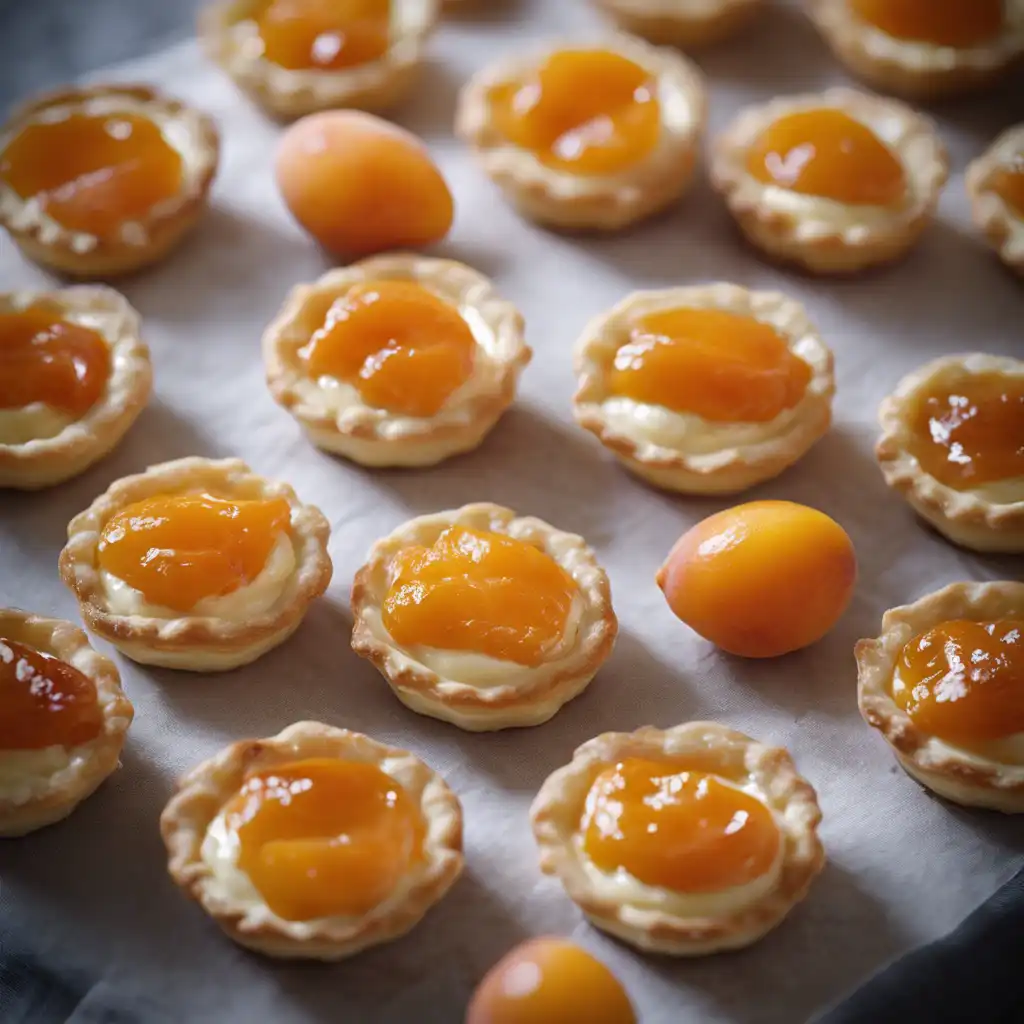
[590,0,762,48]
[966,123,1024,279]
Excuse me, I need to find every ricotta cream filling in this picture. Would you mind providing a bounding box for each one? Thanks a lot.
[0,404,75,445]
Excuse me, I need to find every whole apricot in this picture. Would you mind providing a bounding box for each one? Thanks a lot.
[275,110,454,256]
[466,937,636,1024]
[657,500,857,658]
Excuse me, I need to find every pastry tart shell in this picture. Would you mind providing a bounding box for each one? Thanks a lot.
[263,254,530,468]
[966,123,1024,279]
[455,35,707,232]
[58,456,333,672]
[590,0,762,48]
[875,353,1024,553]
[0,286,152,491]
[855,581,1024,813]
[530,721,825,955]
[350,503,618,731]
[573,282,835,494]
[0,609,134,837]
[0,84,219,278]
[160,721,464,958]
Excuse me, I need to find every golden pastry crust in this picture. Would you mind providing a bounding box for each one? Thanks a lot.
[709,86,948,274]
[263,254,530,468]
[0,286,152,491]
[875,353,1024,553]
[454,35,707,231]
[855,581,1024,813]
[58,456,333,672]
[0,84,219,278]
[573,282,835,494]
[160,721,464,958]
[350,503,618,731]
[966,123,1024,278]
[200,0,440,120]
[530,722,825,955]
[590,0,762,48]
[807,0,1024,100]
[0,609,133,837]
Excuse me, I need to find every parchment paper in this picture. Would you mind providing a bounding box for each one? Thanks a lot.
[1,2,1022,1022]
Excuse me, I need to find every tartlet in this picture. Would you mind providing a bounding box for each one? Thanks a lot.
[589,0,762,48]
[966,123,1024,278]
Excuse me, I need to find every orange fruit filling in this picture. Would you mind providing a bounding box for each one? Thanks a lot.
[0,638,103,751]
[608,308,811,422]
[581,758,780,893]
[745,108,906,206]
[850,0,1004,47]
[466,937,637,1024]
[992,155,1024,219]
[0,305,110,417]
[223,758,425,921]
[908,373,1024,490]
[491,50,660,176]
[382,526,578,666]
[97,494,291,612]
[0,112,183,239]
[299,280,477,418]
[257,0,391,71]
[894,619,1024,751]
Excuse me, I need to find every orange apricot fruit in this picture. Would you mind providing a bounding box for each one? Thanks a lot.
[656,500,857,658]
[275,110,454,256]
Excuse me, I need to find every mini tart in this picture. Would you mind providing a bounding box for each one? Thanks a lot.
[530,722,825,955]
[875,353,1024,553]
[350,503,618,732]
[966,123,1024,278]
[709,87,948,275]
[0,609,133,837]
[160,721,464,958]
[58,457,333,672]
[573,283,835,495]
[589,0,763,48]
[807,0,1024,100]
[263,254,530,468]
[0,84,219,278]
[454,36,707,231]
[856,581,1024,813]
[0,286,152,490]
[200,0,440,119]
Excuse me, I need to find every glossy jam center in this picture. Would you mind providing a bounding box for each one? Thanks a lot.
[0,305,110,416]
[894,620,1024,749]
[382,526,578,667]
[993,155,1024,219]
[299,280,477,418]
[0,112,183,238]
[96,494,291,612]
[746,108,906,206]
[224,758,424,922]
[608,307,811,423]
[908,373,1024,489]
[257,0,391,71]
[582,759,780,893]
[491,49,660,176]
[850,0,1004,47]
[0,638,103,751]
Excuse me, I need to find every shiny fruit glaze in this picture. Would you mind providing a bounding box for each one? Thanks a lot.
[0,305,110,416]
[299,280,477,417]
[258,0,391,71]
[224,758,424,922]
[492,50,660,176]
[97,494,291,612]
[382,526,578,666]
[582,759,780,892]
[894,619,1024,750]
[850,0,1004,47]
[658,500,857,658]
[608,307,811,422]
[993,156,1024,218]
[0,112,182,238]
[909,373,1024,489]
[465,937,637,1024]
[0,638,103,750]
[745,108,906,206]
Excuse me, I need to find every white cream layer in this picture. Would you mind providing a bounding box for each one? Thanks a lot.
[0,404,74,445]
